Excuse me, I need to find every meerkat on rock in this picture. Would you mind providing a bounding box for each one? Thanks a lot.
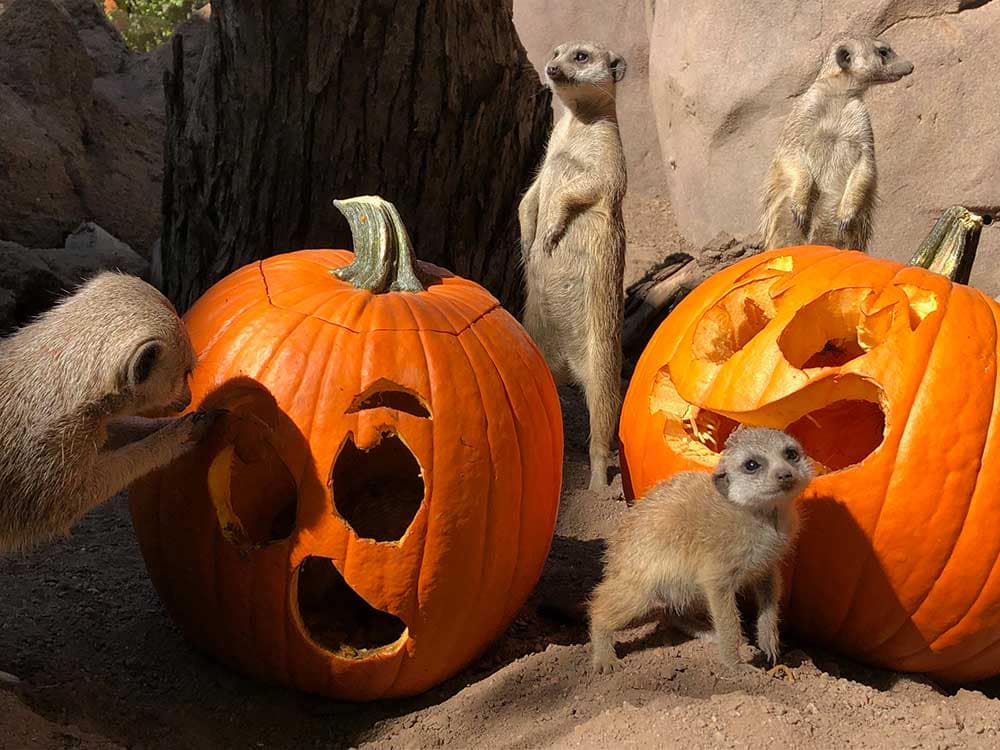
[761,35,914,252]
[519,40,628,491]
[0,272,221,558]
[588,427,813,673]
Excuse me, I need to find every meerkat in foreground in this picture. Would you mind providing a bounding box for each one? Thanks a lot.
[0,272,221,557]
[588,427,813,672]
[519,40,628,491]
[760,35,914,252]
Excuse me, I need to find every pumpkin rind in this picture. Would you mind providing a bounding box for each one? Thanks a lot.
[620,245,1000,683]
[129,237,562,700]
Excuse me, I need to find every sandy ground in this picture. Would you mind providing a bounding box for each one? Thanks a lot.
[3,194,1000,749]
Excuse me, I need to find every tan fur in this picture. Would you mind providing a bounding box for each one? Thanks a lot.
[588,428,814,672]
[0,272,220,556]
[761,35,913,252]
[519,40,628,491]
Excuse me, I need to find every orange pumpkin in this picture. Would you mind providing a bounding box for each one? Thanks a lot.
[620,217,1000,683]
[129,196,563,700]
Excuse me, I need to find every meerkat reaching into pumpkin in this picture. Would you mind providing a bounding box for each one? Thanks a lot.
[761,35,913,252]
[588,427,813,673]
[0,272,222,557]
[519,40,628,491]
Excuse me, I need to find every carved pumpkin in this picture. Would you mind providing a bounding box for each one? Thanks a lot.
[129,196,563,700]
[620,209,1000,683]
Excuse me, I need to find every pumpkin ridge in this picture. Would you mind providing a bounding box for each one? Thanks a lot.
[832,271,956,643]
[463,318,528,630]
[905,298,1000,653]
[886,286,999,653]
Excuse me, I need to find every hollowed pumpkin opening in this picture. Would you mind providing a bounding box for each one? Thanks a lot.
[209,434,298,547]
[785,399,886,471]
[692,280,777,364]
[296,555,406,659]
[331,432,424,542]
[651,367,886,472]
[778,289,888,370]
[347,379,431,418]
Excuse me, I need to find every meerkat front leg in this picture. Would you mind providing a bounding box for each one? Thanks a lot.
[703,578,744,667]
[540,176,604,254]
[786,157,815,231]
[836,147,875,241]
[89,411,222,504]
[103,416,176,450]
[754,571,782,665]
[518,180,541,258]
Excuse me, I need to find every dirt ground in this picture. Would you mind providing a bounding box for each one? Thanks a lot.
[3,195,1000,749]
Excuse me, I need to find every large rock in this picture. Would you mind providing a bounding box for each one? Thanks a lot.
[513,0,666,197]
[0,0,209,257]
[648,0,1000,294]
[0,222,148,335]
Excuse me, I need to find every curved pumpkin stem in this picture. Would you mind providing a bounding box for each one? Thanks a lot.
[908,205,991,285]
[332,195,428,293]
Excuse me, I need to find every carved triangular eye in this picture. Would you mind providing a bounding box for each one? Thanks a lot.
[296,555,406,659]
[346,379,430,418]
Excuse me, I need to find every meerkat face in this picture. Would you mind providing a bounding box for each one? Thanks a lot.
[544,41,626,107]
[712,427,813,510]
[124,327,197,417]
[824,36,913,91]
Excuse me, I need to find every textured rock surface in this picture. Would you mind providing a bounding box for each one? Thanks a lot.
[0,222,148,335]
[0,0,209,256]
[513,0,666,197]
[647,0,1000,293]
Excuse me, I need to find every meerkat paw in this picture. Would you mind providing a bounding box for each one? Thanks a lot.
[176,409,227,445]
[541,222,566,254]
[790,203,809,230]
[836,214,854,237]
[591,653,622,674]
[756,631,781,666]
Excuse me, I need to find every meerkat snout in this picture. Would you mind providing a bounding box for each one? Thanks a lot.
[589,427,813,673]
[712,427,813,509]
[832,38,913,86]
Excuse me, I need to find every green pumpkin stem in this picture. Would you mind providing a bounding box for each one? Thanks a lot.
[332,195,428,293]
[908,205,988,285]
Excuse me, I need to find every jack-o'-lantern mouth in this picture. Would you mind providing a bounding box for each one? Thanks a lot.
[295,555,408,660]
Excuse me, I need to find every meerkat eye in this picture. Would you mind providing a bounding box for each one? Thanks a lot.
[783,447,801,461]
[574,51,589,63]
[877,47,890,60]
[743,458,761,473]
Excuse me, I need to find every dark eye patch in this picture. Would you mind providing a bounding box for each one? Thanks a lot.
[783,446,801,461]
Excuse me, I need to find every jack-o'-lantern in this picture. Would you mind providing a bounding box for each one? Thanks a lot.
[620,207,1000,683]
[129,196,563,700]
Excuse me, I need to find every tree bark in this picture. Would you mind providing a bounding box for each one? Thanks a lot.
[161,0,550,313]
[623,234,761,365]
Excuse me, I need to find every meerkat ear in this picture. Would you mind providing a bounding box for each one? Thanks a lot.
[127,340,162,387]
[836,46,852,70]
[712,469,730,496]
[609,54,627,82]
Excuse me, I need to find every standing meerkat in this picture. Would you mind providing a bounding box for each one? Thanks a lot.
[760,35,914,252]
[0,272,221,557]
[519,40,628,491]
[588,427,813,673]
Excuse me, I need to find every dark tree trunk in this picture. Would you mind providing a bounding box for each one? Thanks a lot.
[161,1,550,313]
[623,234,761,367]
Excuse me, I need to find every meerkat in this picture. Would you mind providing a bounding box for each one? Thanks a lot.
[519,40,628,491]
[588,427,813,673]
[0,272,222,557]
[760,35,914,252]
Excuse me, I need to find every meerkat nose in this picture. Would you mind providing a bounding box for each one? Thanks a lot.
[546,64,561,77]
[775,469,794,484]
